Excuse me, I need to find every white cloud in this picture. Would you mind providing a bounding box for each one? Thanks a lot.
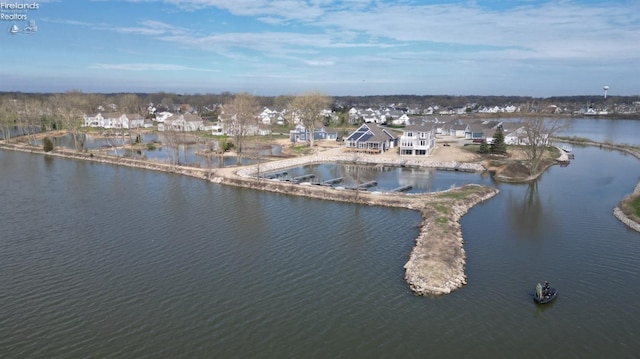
[89,63,218,72]
[304,60,335,66]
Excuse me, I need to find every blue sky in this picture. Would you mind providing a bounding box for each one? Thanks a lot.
[2,0,639,97]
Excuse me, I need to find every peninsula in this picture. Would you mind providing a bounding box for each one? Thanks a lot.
[4,133,639,295]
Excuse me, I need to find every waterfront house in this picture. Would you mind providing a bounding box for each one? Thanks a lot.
[83,112,138,129]
[399,124,436,156]
[158,113,203,132]
[344,123,398,154]
[127,114,145,129]
[83,113,104,127]
[289,124,338,142]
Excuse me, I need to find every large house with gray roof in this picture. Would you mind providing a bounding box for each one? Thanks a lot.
[344,123,398,153]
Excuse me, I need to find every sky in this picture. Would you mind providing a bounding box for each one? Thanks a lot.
[1,0,639,97]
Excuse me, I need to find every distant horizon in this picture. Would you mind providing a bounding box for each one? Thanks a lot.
[2,1,639,97]
[1,90,635,101]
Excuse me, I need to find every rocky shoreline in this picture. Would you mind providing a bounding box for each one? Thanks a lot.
[4,137,638,295]
[1,140,499,296]
[221,147,497,295]
[558,139,640,233]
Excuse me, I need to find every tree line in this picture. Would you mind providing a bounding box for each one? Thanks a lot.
[0,90,333,169]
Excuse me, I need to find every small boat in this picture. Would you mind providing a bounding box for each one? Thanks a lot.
[534,286,558,304]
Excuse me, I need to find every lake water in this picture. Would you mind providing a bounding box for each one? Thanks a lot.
[264,163,495,193]
[1,118,640,358]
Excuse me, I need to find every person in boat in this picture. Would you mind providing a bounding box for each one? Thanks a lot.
[536,282,543,300]
[543,281,551,295]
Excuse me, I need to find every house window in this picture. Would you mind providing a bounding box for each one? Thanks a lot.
[407,132,413,137]
[419,140,426,147]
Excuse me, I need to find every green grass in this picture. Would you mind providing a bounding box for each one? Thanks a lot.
[289,145,314,155]
[633,196,640,218]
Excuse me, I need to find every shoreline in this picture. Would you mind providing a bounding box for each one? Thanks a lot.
[3,135,639,295]
[0,139,497,295]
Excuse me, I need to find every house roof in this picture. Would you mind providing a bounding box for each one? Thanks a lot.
[346,123,397,143]
[403,123,435,132]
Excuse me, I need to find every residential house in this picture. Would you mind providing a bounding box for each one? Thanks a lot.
[289,124,338,142]
[399,124,436,156]
[467,123,488,141]
[501,122,529,145]
[258,107,278,125]
[83,112,133,129]
[344,123,398,153]
[83,113,104,127]
[127,114,145,129]
[154,111,173,123]
[442,119,470,138]
[158,113,203,132]
[210,122,224,135]
[390,113,410,126]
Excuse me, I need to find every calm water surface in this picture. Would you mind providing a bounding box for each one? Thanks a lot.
[1,118,640,358]
[265,163,495,193]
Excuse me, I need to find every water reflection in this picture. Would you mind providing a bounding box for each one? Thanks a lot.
[35,132,280,168]
[505,181,548,238]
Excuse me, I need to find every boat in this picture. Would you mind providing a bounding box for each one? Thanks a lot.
[534,285,558,304]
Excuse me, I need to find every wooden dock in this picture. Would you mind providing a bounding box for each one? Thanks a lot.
[357,181,377,190]
[261,171,288,179]
[323,177,343,186]
[391,185,413,192]
[291,174,316,183]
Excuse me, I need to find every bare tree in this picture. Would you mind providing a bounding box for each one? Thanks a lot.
[521,117,569,175]
[223,92,259,165]
[291,91,331,148]
[20,98,43,145]
[161,127,180,166]
[52,91,88,152]
[118,93,145,150]
[273,94,295,127]
[0,98,19,141]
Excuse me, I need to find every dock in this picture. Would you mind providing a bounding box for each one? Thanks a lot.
[323,177,343,186]
[291,174,315,183]
[357,180,377,190]
[391,185,413,192]
[261,171,288,179]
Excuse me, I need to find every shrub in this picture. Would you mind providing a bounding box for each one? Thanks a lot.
[43,137,54,152]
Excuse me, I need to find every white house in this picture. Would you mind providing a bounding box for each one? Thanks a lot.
[399,124,436,156]
[83,112,136,129]
[390,114,410,126]
[158,113,204,132]
[83,113,104,127]
[258,107,277,125]
[154,111,173,123]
